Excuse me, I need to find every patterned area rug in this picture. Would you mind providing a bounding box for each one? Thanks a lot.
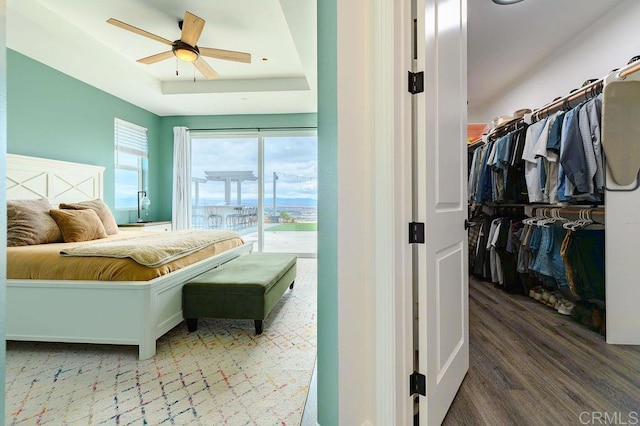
[5,259,317,425]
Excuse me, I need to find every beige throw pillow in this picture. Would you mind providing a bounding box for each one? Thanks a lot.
[59,199,119,235]
[50,209,108,243]
[7,199,63,246]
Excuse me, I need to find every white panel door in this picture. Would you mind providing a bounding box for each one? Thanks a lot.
[414,0,468,424]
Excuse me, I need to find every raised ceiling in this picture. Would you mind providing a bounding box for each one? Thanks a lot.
[7,0,628,118]
[467,0,625,112]
[7,0,317,116]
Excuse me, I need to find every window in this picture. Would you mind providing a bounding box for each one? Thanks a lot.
[114,118,148,210]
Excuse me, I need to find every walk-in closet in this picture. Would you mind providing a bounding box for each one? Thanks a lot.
[455,0,640,421]
[467,53,640,343]
[468,75,608,336]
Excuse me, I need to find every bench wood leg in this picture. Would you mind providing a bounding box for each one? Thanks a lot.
[289,280,295,290]
[254,320,263,335]
[186,318,198,332]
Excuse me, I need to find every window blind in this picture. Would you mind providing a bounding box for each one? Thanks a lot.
[114,118,148,162]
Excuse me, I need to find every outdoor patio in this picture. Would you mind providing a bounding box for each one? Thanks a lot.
[242,227,317,256]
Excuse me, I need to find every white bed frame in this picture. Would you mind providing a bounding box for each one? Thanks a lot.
[6,154,252,359]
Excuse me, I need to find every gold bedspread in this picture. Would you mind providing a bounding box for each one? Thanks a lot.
[7,231,245,282]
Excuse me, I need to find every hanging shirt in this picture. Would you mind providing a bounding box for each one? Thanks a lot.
[507,126,529,203]
[578,103,597,195]
[537,112,563,204]
[557,109,575,201]
[521,118,549,203]
[476,142,495,204]
[560,105,590,194]
[547,110,566,153]
[468,146,481,201]
[586,94,604,193]
[492,134,512,202]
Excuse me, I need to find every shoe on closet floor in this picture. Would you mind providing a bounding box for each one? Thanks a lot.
[532,287,544,301]
[558,300,575,316]
[529,286,540,299]
[541,289,551,304]
[551,293,564,310]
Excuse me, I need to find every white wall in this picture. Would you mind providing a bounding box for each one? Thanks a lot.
[469,0,640,122]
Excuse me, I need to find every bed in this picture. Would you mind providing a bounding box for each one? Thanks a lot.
[6,153,252,359]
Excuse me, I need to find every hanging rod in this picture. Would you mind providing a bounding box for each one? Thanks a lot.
[486,117,526,141]
[618,60,640,80]
[531,58,640,121]
[531,79,604,122]
[526,205,605,224]
[483,79,603,142]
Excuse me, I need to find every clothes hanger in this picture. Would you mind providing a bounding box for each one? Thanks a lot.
[572,209,589,230]
[562,209,580,230]
[533,208,551,227]
[523,207,544,225]
[539,208,567,227]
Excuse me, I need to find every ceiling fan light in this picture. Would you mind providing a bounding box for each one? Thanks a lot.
[172,42,199,62]
[175,48,198,62]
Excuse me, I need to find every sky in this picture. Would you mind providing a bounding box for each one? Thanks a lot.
[190,134,318,205]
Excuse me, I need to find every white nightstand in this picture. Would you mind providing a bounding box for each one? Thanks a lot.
[118,221,172,232]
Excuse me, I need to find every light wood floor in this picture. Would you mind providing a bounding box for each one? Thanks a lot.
[443,277,640,425]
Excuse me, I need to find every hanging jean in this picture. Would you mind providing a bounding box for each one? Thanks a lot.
[548,226,569,289]
[563,229,605,301]
[530,226,554,278]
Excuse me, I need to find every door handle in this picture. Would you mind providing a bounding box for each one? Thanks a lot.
[464,219,476,230]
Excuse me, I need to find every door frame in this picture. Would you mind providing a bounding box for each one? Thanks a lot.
[372,0,414,424]
[371,0,467,422]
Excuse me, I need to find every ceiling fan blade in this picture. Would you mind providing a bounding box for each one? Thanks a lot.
[181,11,205,46]
[107,18,173,46]
[193,57,219,80]
[137,51,174,64]
[199,47,251,64]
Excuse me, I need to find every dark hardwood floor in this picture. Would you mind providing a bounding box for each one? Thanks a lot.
[443,276,640,426]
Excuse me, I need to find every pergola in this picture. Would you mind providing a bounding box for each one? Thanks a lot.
[203,170,258,205]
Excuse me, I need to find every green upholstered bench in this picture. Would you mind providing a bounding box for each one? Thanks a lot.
[182,253,296,334]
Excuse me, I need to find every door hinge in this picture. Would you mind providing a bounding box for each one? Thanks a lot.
[409,222,425,244]
[409,371,426,396]
[408,71,424,94]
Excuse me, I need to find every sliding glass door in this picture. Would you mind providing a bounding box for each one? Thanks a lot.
[263,135,317,256]
[191,135,258,230]
[190,131,317,256]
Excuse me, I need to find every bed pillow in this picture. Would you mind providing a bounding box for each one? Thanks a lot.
[59,199,119,235]
[7,199,63,246]
[50,208,109,243]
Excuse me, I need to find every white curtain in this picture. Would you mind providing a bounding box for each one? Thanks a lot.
[172,126,192,230]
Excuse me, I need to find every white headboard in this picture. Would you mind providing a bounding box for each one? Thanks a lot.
[6,154,105,205]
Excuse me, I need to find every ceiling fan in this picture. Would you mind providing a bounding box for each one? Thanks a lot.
[107,11,251,80]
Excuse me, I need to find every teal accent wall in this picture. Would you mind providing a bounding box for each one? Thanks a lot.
[317,0,339,423]
[6,49,162,224]
[0,1,8,421]
[157,114,317,220]
[6,34,335,423]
